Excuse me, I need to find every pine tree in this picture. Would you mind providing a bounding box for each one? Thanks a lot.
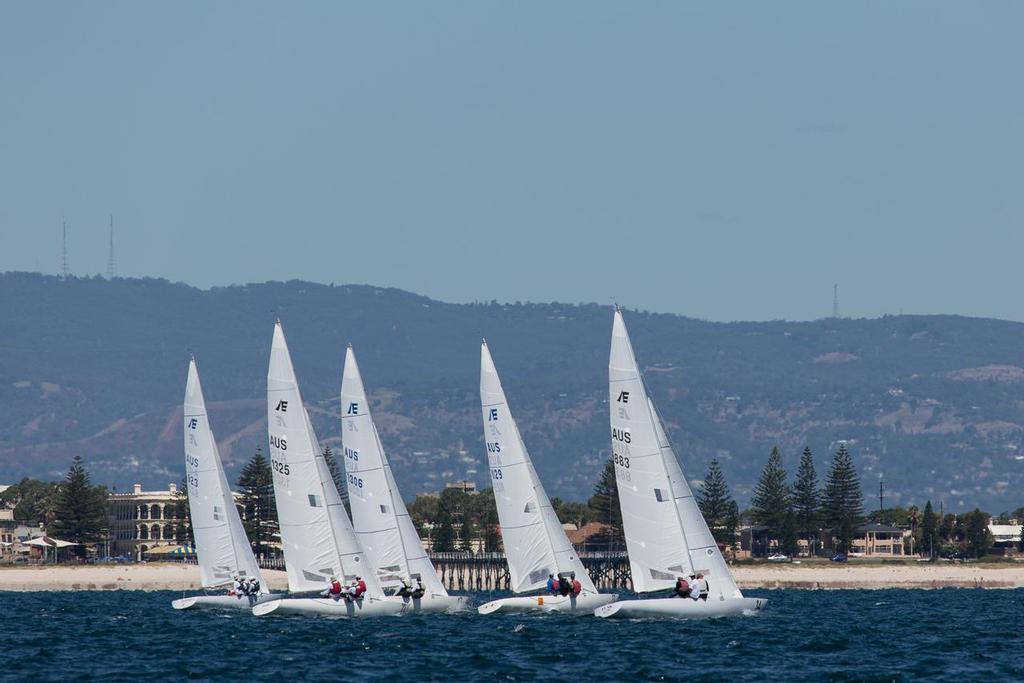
[697,459,735,546]
[238,447,277,559]
[920,500,939,559]
[724,500,741,554]
[49,455,108,556]
[822,443,864,553]
[751,447,791,554]
[793,447,820,553]
[587,458,623,547]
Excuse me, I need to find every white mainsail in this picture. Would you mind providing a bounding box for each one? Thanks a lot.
[184,358,265,592]
[340,345,448,597]
[267,322,382,597]
[481,340,597,595]
[609,308,741,598]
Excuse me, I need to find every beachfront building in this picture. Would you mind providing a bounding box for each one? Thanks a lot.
[107,483,185,560]
[850,523,907,557]
[988,521,1023,556]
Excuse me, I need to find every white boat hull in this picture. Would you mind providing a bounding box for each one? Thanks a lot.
[251,595,444,617]
[171,593,277,611]
[394,594,468,613]
[477,593,617,615]
[593,596,766,619]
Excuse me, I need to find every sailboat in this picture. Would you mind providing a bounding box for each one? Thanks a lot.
[172,358,273,610]
[594,308,765,619]
[340,345,465,613]
[252,322,405,617]
[477,340,616,614]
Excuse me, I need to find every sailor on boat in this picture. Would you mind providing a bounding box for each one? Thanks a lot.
[691,573,709,602]
[343,576,367,602]
[410,578,426,600]
[571,574,582,597]
[396,576,414,599]
[322,576,344,600]
[546,574,559,595]
[673,576,691,599]
[247,577,260,596]
[231,576,245,597]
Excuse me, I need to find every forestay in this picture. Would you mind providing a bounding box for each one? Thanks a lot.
[481,341,596,595]
[184,359,265,592]
[340,346,448,597]
[267,322,381,597]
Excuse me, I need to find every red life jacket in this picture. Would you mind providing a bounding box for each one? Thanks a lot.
[677,579,689,593]
[354,579,367,598]
[572,579,582,596]
[329,580,342,595]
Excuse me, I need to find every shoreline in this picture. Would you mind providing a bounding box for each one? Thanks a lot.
[1,562,1023,592]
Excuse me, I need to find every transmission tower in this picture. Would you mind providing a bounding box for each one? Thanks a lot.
[61,221,69,278]
[106,215,117,278]
[832,283,839,318]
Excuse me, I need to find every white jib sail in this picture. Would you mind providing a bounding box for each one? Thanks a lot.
[340,346,447,597]
[184,359,266,592]
[267,322,381,596]
[609,309,742,597]
[650,397,741,599]
[481,341,597,595]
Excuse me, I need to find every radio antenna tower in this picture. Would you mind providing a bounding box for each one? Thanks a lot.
[832,283,839,318]
[61,221,69,278]
[106,215,117,278]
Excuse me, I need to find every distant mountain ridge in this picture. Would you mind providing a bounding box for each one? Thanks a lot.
[2,271,1023,512]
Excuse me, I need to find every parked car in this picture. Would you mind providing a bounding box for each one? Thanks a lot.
[830,553,848,562]
[767,553,791,563]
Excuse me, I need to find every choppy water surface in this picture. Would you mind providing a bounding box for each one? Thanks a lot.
[3,589,1023,682]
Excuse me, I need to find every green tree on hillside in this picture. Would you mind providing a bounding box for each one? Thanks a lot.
[793,447,821,552]
[238,447,278,559]
[751,447,795,555]
[697,459,736,546]
[49,456,108,555]
[822,443,864,553]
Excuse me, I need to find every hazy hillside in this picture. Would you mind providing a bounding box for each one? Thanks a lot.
[2,271,1023,512]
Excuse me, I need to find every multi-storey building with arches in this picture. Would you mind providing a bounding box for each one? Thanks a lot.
[108,483,185,559]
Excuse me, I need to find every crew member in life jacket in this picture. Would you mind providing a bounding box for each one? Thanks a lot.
[558,572,572,597]
[673,576,691,598]
[694,573,709,601]
[344,576,367,602]
[246,577,260,597]
[410,578,426,600]
[396,576,414,599]
[546,574,559,594]
[231,576,244,597]
[571,573,582,597]
[321,575,344,600]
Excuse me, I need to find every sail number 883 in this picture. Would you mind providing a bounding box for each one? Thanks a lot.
[613,453,630,469]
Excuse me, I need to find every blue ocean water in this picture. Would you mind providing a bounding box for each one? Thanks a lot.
[3,588,1023,682]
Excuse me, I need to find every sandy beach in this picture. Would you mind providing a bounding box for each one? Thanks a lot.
[1,561,1023,592]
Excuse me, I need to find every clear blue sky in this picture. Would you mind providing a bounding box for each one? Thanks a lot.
[1,2,1021,321]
